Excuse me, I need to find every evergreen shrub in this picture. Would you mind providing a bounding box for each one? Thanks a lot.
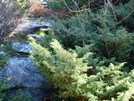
[37,31,58,50]
[29,0,134,100]
[29,37,134,101]
[49,16,134,68]
[29,38,91,99]
[51,13,96,48]
[44,0,89,12]
[48,0,134,67]
[91,28,134,61]
[114,0,134,31]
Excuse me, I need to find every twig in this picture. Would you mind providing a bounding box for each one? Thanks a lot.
[117,10,134,25]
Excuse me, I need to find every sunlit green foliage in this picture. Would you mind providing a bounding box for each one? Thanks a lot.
[29,38,134,100]
[14,0,28,9]
[29,38,91,99]
[35,31,46,35]
[25,0,134,100]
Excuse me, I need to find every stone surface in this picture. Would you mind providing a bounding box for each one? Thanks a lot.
[0,51,6,55]
[12,19,51,34]
[0,57,48,101]
[0,57,44,88]
[0,18,52,100]
[12,42,32,54]
[40,28,51,31]
[29,34,44,40]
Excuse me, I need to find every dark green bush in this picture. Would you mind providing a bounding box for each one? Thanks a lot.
[0,79,8,100]
[47,0,134,66]
[91,28,134,61]
[44,0,89,11]
[0,54,10,68]
[0,42,14,68]
[8,90,31,101]
[51,13,97,48]
[114,0,134,32]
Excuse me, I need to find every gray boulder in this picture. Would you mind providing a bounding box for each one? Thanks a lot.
[12,20,51,34]
[0,57,44,88]
[12,42,32,54]
[0,51,6,55]
[0,57,49,101]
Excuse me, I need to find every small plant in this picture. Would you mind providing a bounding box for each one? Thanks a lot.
[35,31,46,35]
[0,42,14,68]
[8,90,31,101]
[0,54,10,69]
[0,79,8,100]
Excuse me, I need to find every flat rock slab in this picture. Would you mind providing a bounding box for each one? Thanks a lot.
[12,42,32,54]
[0,57,45,88]
[0,57,49,101]
[12,20,51,34]
[0,51,6,55]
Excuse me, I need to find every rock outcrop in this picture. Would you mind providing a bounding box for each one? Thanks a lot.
[0,51,6,55]
[0,18,52,100]
[0,57,49,101]
[13,20,51,34]
[12,42,32,54]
